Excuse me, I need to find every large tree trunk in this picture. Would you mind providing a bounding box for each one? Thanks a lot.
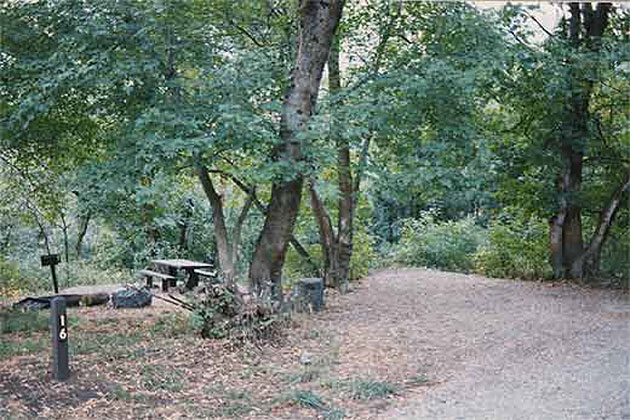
[249,0,344,301]
[549,171,568,279]
[551,2,611,279]
[561,146,584,272]
[225,171,320,274]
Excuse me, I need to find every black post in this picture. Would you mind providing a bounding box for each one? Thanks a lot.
[51,264,59,294]
[41,254,61,294]
[50,297,69,381]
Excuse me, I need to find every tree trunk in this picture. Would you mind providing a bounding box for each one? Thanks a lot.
[550,2,612,279]
[331,35,353,291]
[249,0,344,301]
[570,173,630,279]
[549,170,568,279]
[75,212,90,259]
[561,146,584,271]
[197,165,235,281]
[309,179,337,286]
[226,171,320,275]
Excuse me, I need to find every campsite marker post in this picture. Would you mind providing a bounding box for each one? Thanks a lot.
[51,297,69,381]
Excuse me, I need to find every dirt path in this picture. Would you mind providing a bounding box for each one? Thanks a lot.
[331,268,630,420]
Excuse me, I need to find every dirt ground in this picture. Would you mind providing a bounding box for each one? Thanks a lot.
[1,268,628,419]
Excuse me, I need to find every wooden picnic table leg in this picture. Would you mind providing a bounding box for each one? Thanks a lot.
[185,268,199,290]
[167,267,178,288]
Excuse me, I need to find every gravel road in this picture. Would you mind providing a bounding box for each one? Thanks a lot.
[360,269,629,420]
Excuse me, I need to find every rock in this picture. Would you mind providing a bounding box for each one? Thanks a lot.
[111,287,152,309]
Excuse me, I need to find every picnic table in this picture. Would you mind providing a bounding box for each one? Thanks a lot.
[151,259,213,290]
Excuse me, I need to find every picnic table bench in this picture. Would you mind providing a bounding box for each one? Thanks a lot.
[138,269,176,292]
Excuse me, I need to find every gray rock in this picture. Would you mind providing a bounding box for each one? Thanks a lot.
[111,287,152,309]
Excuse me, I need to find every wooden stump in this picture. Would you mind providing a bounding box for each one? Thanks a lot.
[294,278,324,312]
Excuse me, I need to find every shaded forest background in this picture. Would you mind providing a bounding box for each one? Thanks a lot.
[1,0,628,298]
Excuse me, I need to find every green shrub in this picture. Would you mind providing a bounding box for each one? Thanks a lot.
[0,256,22,299]
[283,226,377,282]
[392,212,485,272]
[349,225,377,280]
[596,211,629,284]
[474,214,551,280]
[1,309,49,334]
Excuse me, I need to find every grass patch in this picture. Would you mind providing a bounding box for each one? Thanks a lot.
[0,337,47,358]
[347,379,399,400]
[140,365,184,392]
[405,374,429,385]
[323,408,346,420]
[151,313,191,338]
[288,366,321,383]
[287,389,327,410]
[106,383,133,402]
[1,310,49,334]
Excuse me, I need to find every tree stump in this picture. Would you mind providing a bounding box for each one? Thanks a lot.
[294,278,324,312]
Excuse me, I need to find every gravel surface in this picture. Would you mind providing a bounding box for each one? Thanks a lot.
[350,269,630,420]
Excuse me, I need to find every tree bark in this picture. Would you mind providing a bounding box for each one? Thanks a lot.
[332,34,353,291]
[570,173,630,279]
[561,146,584,271]
[309,179,337,285]
[249,0,344,301]
[75,212,90,259]
[551,2,612,279]
[549,170,569,279]
[224,170,320,275]
[197,165,235,280]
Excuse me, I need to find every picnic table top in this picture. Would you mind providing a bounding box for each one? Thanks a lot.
[151,259,213,270]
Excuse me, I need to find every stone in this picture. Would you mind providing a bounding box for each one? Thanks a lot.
[111,287,152,309]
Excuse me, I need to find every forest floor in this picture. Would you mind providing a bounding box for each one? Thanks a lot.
[1,268,628,420]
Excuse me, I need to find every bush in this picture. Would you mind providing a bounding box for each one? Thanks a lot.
[0,256,22,299]
[190,283,284,344]
[1,309,49,334]
[282,226,377,282]
[349,225,378,280]
[595,211,629,284]
[392,212,485,272]
[474,214,551,280]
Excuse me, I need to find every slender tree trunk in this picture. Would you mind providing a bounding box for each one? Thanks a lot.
[309,179,336,285]
[177,199,193,253]
[249,0,344,301]
[330,34,354,290]
[570,173,630,278]
[75,212,90,259]
[197,165,235,280]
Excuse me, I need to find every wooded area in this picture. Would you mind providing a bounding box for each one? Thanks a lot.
[1,0,628,300]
